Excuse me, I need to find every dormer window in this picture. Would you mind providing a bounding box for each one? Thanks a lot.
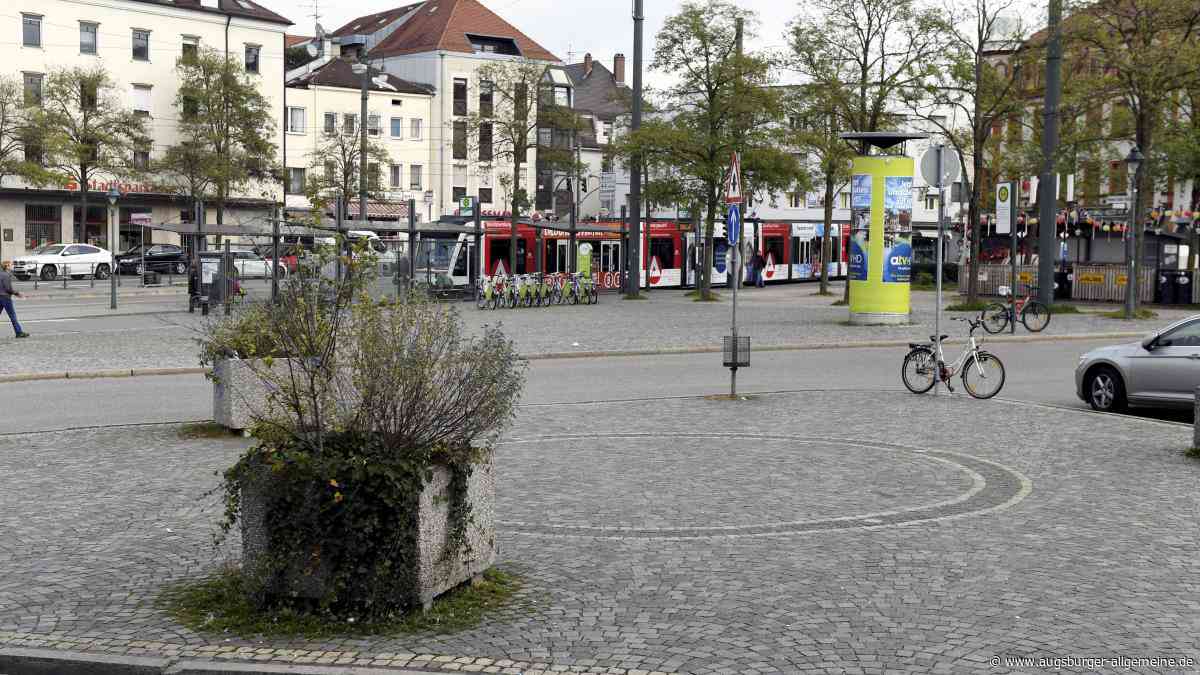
[466,34,520,56]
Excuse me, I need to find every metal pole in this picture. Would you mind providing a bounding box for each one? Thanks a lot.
[359,56,369,229]
[271,209,280,304]
[407,198,417,287]
[1011,181,1018,335]
[626,0,644,299]
[1037,0,1062,307]
[471,196,481,288]
[335,195,344,281]
[223,239,232,316]
[934,146,944,395]
[140,225,146,288]
[1125,172,1137,318]
[570,139,579,274]
[731,215,739,398]
[109,200,117,310]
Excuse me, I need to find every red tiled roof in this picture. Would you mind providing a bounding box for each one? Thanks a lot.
[125,0,292,26]
[368,0,558,62]
[330,4,423,38]
[285,35,313,48]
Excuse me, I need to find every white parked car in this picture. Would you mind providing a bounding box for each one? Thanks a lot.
[198,250,287,279]
[11,244,114,281]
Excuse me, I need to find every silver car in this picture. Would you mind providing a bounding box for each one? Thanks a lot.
[1076,315,1200,411]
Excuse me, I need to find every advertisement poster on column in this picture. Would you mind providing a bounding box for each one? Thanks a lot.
[882,176,913,283]
[849,174,871,280]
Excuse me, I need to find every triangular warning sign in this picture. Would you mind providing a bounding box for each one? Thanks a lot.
[764,252,775,278]
[649,256,662,284]
[494,259,507,276]
[724,152,742,204]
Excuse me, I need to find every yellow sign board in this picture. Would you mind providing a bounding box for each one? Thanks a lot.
[1077,273,1105,284]
[1017,272,1033,283]
[1116,275,1128,286]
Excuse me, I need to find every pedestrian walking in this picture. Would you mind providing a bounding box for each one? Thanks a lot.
[0,261,30,338]
[752,250,766,287]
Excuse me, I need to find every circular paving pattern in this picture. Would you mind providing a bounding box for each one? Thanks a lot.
[497,433,1031,538]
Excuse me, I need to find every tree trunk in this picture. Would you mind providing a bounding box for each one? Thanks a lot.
[78,169,88,248]
[510,157,521,276]
[701,194,716,300]
[819,169,834,295]
[1132,117,1154,312]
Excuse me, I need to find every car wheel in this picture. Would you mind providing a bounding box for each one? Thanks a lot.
[1086,366,1126,412]
[94,264,110,280]
[40,265,57,281]
[174,262,187,275]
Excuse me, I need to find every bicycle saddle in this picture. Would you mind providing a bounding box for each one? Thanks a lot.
[929,334,949,342]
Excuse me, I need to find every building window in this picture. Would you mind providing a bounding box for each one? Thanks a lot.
[537,127,552,148]
[924,193,937,210]
[839,192,850,209]
[409,164,422,190]
[22,131,42,164]
[132,84,152,115]
[390,117,403,138]
[452,164,467,202]
[479,123,493,162]
[453,121,467,160]
[410,118,422,139]
[132,30,150,61]
[479,188,493,204]
[244,45,260,73]
[182,36,198,61]
[452,187,467,201]
[22,14,41,48]
[479,80,493,117]
[453,78,467,116]
[367,114,381,137]
[343,113,357,135]
[324,161,336,182]
[79,22,98,55]
[390,164,402,189]
[286,106,306,134]
[603,120,613,141]
[554,85,571,107]
[287,167,306,195]
[25,205,59,250]
[181,95,199,119]
[79,80,99,110]
[22,72,43,106]
[133,150,150,170]
[323,112,336,135]
[788,193,801,209]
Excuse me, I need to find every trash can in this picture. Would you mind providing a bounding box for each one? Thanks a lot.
[1158,270,1192,305]
[1054,270,1072,300]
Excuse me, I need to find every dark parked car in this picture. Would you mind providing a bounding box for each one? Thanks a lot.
[116,244,190,275]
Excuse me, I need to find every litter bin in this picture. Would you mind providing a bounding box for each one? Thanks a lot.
[1158,270,1192,305]
[1054,270,1072,300]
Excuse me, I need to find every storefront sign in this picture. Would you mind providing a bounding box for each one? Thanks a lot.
[1077,273,1105,284]
[1017,272,1033,282]
[1116,274,1128,286]
[65,179,164,194]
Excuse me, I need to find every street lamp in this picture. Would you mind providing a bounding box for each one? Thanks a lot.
[1124,145,1143,319]
[107,185,119,310]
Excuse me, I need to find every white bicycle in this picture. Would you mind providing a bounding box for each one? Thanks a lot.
[901,318,1006,399]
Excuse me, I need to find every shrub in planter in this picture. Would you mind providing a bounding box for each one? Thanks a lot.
[204,251,524,617]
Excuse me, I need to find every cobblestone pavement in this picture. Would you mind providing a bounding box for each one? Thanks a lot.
[1,285,1193,376]
[2,392,1198,673]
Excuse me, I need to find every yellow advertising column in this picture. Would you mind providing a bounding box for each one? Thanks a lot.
[847,154,916,325]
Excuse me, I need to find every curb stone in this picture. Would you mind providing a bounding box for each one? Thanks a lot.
[0,647,169,675]
[0,332,1141,383]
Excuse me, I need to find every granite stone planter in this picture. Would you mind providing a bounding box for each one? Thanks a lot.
[240,449,497,610]
[212,357,294,431]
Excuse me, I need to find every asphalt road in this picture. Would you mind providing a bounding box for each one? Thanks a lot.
[2,338,1188,435]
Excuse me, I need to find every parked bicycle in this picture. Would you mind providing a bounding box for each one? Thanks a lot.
[902,317,1006,399]
[476,276,495,309]
[981,284,1051,333]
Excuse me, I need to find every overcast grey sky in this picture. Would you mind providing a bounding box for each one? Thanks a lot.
[257,0,798,85]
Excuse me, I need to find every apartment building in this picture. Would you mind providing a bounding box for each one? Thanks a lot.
[3,0,290,259]
[564,53,633,222]
[283,55,436,221]
[327,0,567,219]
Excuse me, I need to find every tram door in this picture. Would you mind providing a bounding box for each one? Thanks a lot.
[554,240,569,273]
[600,241,622,273]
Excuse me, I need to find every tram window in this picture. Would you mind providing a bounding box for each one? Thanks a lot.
[515,238,527,274]
[452,242,468,276]
[649,237,674,268]
[764,237,784,264]
[545,240,558,272]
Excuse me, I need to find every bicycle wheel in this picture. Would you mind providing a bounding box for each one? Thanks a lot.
[962,351,1006,399]
[569,287,579,305]
[981,303,1009,334]
[901,348,937,394]
[1021,301,1051,332]
[476,285,487,310]
[589,285,598,304]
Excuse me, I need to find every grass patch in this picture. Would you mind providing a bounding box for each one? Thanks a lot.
[810,290,836,297]
[622,293,649,300]
[686,289,722,301]
[946,300,989,312]
[830,299,848,306]
[1186,447,1200,460]
[1100,308,1159,320]
[161,566,523,639]
[177,422,233,440]
[1047,303,1082,314]
[910,283,938,291]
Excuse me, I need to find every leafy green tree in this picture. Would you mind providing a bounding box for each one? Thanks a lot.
[165,47,278,229]
[24,66,148,248]
[624,0,800,300]
[461,59,581,274]
[0,76,32,187]
[303,122,392,215]
[900,0,1027,302]
[1055,0,1200,307]
[791,0,947,302]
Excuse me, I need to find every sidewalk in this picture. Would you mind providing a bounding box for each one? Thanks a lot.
[1,284,1192,377]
